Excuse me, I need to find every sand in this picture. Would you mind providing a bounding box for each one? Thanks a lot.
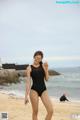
[0,93,80,120]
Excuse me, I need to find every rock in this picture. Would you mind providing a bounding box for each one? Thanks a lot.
[49,69,60,76]
[0,69,20,85]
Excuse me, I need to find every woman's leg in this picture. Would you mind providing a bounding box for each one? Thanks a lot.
[30,89,39,120]
[41,90,53,120]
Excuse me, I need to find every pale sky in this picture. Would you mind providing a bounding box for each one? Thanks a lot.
[0,0,80,68]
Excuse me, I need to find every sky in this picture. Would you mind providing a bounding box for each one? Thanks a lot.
[0,0,80,68]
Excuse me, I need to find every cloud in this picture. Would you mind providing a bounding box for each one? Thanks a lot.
[46,56,80,61]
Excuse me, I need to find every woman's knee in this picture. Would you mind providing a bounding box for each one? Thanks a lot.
[33,109,38,116]
[47,107,53,116]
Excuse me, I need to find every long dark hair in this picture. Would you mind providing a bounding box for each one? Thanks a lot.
[39,61,43,65]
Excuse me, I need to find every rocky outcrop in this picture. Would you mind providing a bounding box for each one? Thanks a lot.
[0,69,60,85]
[0,69,20,85]
[49,69,60,76]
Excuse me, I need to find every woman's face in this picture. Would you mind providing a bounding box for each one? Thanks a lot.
[34,55,42,64]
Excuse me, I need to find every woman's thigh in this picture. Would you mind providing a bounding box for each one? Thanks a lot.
[30,89,39,112]
[41,90,53,113]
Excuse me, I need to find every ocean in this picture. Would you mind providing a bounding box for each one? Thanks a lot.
[0,67,80,101]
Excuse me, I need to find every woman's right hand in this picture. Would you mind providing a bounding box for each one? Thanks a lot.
[25,97,29,105]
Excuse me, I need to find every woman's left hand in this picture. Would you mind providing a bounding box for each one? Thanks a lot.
[43,62,48,71]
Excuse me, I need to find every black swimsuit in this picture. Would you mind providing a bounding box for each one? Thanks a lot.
[30,64,47,97]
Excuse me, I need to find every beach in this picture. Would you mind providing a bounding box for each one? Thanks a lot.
[0,93,80,120]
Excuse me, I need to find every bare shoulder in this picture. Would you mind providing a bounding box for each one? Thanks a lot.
[26,65,31,72]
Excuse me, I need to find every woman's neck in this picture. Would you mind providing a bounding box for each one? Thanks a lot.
[33,62,40,66]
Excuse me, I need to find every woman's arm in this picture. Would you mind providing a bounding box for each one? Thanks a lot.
[25,66,31,104]
[42,62,49,81]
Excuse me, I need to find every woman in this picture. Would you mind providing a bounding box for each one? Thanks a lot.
[25,51,53,120]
